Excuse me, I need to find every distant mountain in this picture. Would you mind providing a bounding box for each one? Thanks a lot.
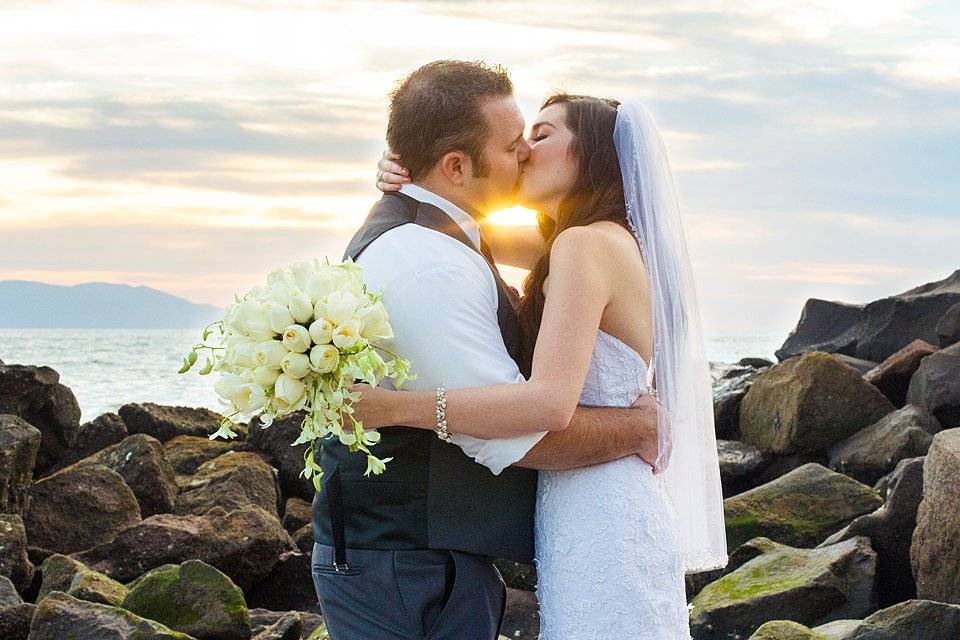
[0,281,223,328]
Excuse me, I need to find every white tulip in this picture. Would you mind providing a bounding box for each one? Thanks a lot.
[268,283,292,307]
[281,351,312,379]
[224,341,258,369]
[265,302,296,334]
[214,372,246,402]
[332,319,362,350]
[281,324,312,353]
[360,302,393,341]
[252,365,280,388]
[309,344,340,373]
[324,290,358,327]
[244,315,276,342]
[308,317,335,345]
[232,382,267,414]
[274,373,307,411]
[254,340,288,370]
[289,262,314,291]
[227,299,261,334]
[288,289,314,324]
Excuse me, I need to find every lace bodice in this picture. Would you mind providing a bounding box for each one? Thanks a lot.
[579,329,653,407]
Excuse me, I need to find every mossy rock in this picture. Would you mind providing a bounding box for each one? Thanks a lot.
[724,463,882,550]
[28,590,197,639]
[304,621,330,640]
[121,559,250,640]
[749,620,829,639]
[740,352,895,455]
[38,553,128,606]
[690,536,877,639]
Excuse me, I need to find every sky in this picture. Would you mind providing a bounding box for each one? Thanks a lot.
[0,0,957,336]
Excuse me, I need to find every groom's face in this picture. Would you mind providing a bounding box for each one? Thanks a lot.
[467,95,530,214]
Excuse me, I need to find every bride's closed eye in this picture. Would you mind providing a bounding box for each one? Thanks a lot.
[532,134,547,142]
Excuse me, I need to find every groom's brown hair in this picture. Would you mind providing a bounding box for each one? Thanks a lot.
[387,60,513,180]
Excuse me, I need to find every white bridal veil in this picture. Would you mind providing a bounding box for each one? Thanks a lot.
[614,101,729,573]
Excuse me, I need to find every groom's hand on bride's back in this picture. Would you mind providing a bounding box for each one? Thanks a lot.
[632,393,660,472]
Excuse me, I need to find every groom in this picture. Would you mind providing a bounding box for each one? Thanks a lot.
[311,60,659,639]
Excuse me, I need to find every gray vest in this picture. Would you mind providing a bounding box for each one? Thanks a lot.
[310,192,538,564]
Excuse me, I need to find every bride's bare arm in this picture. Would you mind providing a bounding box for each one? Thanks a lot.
[354,226,619,438]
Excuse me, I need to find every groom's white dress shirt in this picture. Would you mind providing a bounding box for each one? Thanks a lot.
[353,183,547,474]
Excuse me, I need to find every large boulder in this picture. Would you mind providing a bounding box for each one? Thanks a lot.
[714,369,764,440]
[0,514,35,593]
[27,590,195,639]
[0,365,80,474]
[0,601,34,640]
[906,342,960,426]
[717,439,773,497]
[72,505,295,591]
[248,411,314,502]
[831,599,960,639]
[25,463,141,554]
[777,270,960,363]
[740,353,895,455]
[748,621,829,639]
[119,402,235,443]
[37,553,128,606]
[50,412,128,473]
[163,435,254,486]
[245,551,321,613]
[689,536,877,640]
[63,433,179,517]
[910,428,960,604]
[724,463,883,550]
[175,451,281,519]
[863,340,938,407]
[820,456,924,606]
[827,406,939,485]
[936,301,960,348]
[122,559,250,640]
[280,496,311,534]
[0,574,22,607]
[0,415,41,515]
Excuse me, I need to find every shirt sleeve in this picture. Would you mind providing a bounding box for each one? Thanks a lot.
[377,261,547,475]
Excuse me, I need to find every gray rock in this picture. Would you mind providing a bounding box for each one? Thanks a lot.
[838,599,960,639]
[0,573,23,607]
[827,406,939,485]
[51,412,128,472]
[910,428,960,604]
[0,415,41,515]
[0,602,34,640]
[689,536,877,640]
[249,608,324,639]
[749,620,830,639]
[863,340,938,407]
[122,559,250,640]
[738,357,775,368]
[813,619,861,639]
[718,439,772,497]
[0,365,80,474]
[724,463,883,550]
[63,433,178,517]
[820,456,924,606]
[833,355,879,375]
[251,611,303,640]
[687,537,782,601]
[72,505,295,590]
[0,514,35,593]
[740,353,895,455]
[281,496,311,534]
[906,342,960,426]
[245,551,322,614]
[501,587,538,640]
[714,370,759,440]
[119,402,237,443]
[37,553,128,606]
[777,270,960,363]
[25,463,141,554]
[163,434,254,486]
[936,301,960,348]
[248,411,315,502]
[174,450,281,519]
[27,590,195,639]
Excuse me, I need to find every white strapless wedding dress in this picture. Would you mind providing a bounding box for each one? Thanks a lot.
[534,330,691,640]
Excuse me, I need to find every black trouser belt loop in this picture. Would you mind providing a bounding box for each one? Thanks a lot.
[325,465,349,571]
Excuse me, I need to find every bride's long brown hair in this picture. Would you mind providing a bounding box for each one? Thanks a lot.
[516,93,629,375]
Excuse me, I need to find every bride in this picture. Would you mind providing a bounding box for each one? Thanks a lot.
[354,94,727,639]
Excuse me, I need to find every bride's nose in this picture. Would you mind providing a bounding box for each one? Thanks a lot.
[518,139,532,162]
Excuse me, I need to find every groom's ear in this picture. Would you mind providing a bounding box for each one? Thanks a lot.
[438,151,470,186]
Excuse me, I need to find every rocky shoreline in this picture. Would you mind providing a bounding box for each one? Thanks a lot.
[1,269,959,639]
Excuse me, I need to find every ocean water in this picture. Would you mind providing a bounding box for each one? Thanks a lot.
[0,328,785,423]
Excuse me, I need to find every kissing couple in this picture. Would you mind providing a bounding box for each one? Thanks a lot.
[310,59,727,640]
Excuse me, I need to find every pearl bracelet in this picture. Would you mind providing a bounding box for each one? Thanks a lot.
[435,387,452,442]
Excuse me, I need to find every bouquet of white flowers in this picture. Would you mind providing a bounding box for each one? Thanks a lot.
[179,258,413,490]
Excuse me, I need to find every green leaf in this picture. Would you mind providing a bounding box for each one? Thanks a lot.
[187,350,198,365]
[198,358,214,375]
[178,356,192,374]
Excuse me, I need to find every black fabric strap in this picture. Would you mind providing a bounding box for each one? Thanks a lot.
[324,466,348,569]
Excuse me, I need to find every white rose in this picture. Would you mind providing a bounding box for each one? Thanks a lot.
[308,317,335,345]
[288,289,314,324]
[274,373,307,411]
[324,290,358,327]
[280,351,312,379]
[253,340,288,370]
[265,302,295,334]
[359,301,393,341]
[281,324,312,353]
[232,382,267,414]
[332,319,362,350]
[309,344,340,374]
[252,365,280,388]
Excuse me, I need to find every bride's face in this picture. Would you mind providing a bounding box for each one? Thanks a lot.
[517,103,578,219]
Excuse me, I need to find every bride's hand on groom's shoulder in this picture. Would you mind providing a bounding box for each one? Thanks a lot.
[376,149,410,192]
[349,382,398,430]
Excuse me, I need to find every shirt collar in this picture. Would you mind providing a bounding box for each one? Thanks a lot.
[399,183,481,249]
